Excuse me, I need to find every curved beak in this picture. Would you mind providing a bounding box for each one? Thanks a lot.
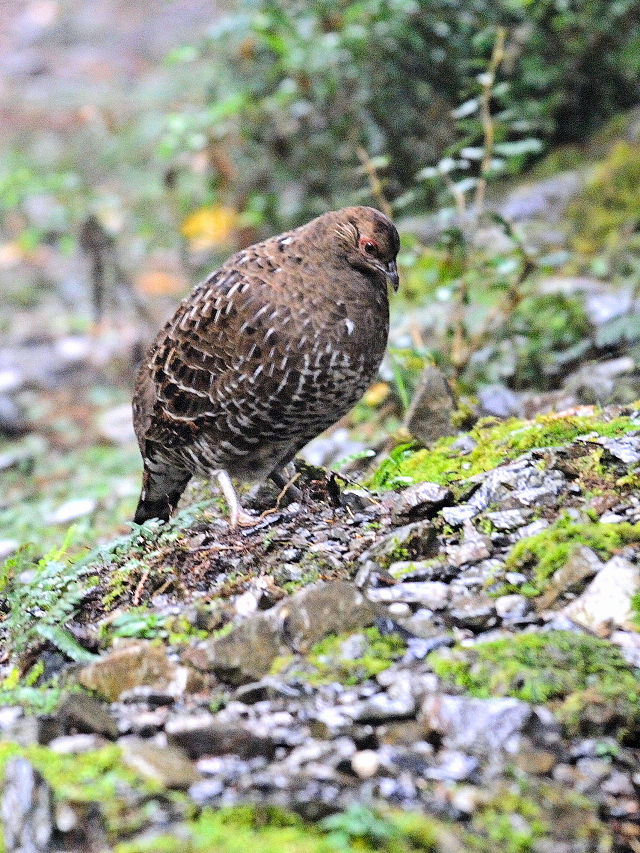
[386,260,399,292]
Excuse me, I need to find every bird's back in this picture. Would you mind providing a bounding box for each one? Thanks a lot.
[133,214,390,483]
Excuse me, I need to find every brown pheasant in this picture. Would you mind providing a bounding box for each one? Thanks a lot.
[132,206,400,527]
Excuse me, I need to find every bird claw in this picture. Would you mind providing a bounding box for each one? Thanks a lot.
[230,508,259,529]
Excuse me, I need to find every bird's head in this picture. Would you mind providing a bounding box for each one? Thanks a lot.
[330,206,400,292]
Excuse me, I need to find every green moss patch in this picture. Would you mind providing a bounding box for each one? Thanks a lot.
[569,140,640,255]
[370,412,637,491]
[505,514,640,593]
[271,626,406,686]
[429,631,640,737]
[0,742,170,840]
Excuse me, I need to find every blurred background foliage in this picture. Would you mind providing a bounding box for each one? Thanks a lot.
[2,0,640,552]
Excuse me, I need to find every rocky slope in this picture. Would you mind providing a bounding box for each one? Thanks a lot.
[1,406,639,852]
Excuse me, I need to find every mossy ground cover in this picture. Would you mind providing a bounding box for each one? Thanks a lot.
[0,741,610,853]
[370,411,638,491]
[0,742,176,844]
[504,514,640,593]
[271,626,407,686]
[428,630,640,738]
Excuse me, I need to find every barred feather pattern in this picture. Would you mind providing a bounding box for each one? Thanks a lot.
[132,206,399,521]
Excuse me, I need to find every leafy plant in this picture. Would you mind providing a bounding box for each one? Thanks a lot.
[0,529,99,663]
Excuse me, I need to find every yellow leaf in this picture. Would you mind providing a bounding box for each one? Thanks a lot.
[181,205,237,250]
[136,270,187,296]
[363,382,390,407]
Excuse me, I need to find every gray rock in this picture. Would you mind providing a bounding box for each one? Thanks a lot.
[421,694,534,756]
[495,594,529,620]
[78,640,197,701]
[517,519,551,538]
[119,736,200,788]
[535,546,603,611]
[477,385,523,419]
[382,482,452,523]
[196,581,378,683]
[446,538,492,567]
[610,629,640,668]
[0,539,19,560]
[424,749,479,782]
[166,712,277,760]
[448,593,496,630]
[561,555,640,634]
[58,693,118,739]
[46,497,97,525]
[345,691,416,723]
[601,434,640,465]
[405,365,456,446]
[0,395,29,436]
[450,434,477,455]
[1,757,53,852]
[486,509,530,531]
[366,520,436,565]
[48,734,106,754]
[366,581,449,609]
[585,290,633,326]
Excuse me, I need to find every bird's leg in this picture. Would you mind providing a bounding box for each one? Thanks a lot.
[216,470,256,528]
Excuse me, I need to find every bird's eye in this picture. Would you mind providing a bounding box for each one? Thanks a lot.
[361,239,378,256]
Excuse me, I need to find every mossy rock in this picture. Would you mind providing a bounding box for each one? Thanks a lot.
[505,513,640,593]
[569,140,640,255]
[271,626,406,686]
[370,411,638,491]
[428,630,640,738]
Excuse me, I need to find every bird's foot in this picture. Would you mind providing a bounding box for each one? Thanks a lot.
[231,507,259,528]
[217,470,257,529]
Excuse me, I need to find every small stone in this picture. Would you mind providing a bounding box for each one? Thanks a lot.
[441,505,479,526]
[599,511,626,524]
[367,520,436,564]
[0,539,19,560]
[58,694,118,739]
[339,633,369,660]
[450,435,477,455]
[119,736,200,788]
[446,539,491,567]
[425,750,479,782]
[517,519,551,539]
[382,482,452,523]
[351,749,380,779]
[486,509,529,531]
[610,630,640,668]
[405,365,456,446]
[387,602,411,618]
[536,546,603,611]
[1,757,53,852]
[514,748,558,775]
[97,404,136,445]
[77,640,194,702]
[48,734,105,754]
[421,694,534,756]
[448,594,496,630]
[165,713,277,760]
[234,589,260,618]
[478,385,523,418]
[367,581,449,609]
[561,555,640,634]
[495,594,528,620]
[46,497,96,525]
[345,691,416,723]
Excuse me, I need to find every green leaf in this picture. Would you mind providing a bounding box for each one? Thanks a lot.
[34,623,98,663]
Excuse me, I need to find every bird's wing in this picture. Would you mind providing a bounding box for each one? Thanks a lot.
[137,262,321,449]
